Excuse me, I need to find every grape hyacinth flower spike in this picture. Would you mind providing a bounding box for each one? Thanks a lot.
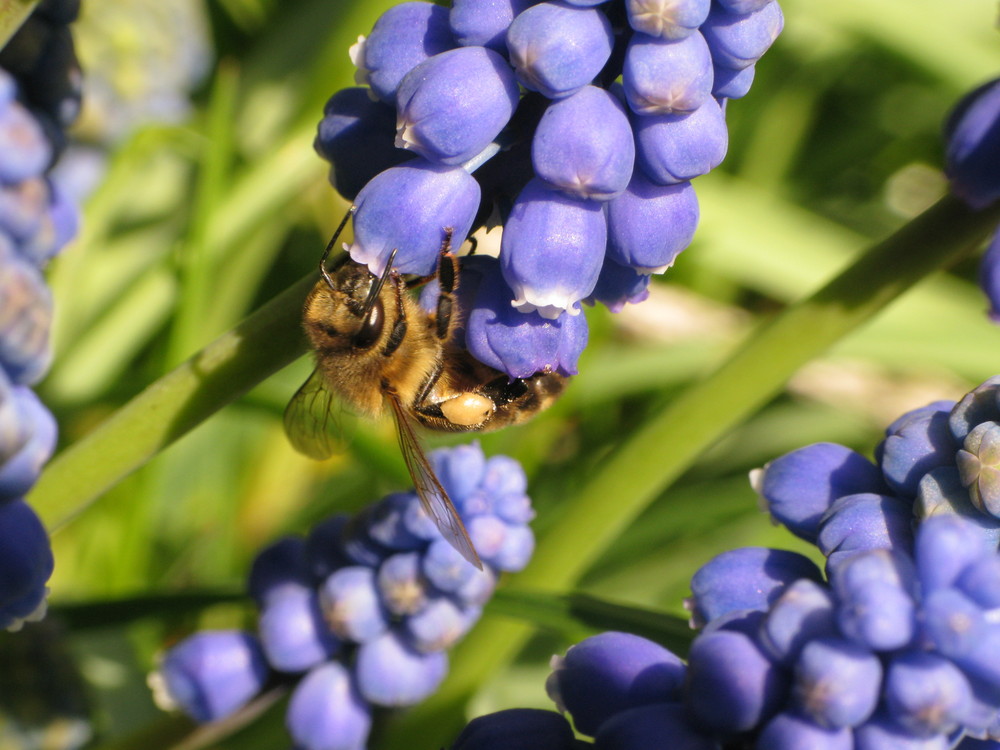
[153,445,538,750]
[315,0,784,380]
[943,76,1000,326]
[449,496,1000,746]
[0,2,83,631]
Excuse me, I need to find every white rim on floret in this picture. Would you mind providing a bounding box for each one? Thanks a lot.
[510,288,582,320]
[348,36,372,88]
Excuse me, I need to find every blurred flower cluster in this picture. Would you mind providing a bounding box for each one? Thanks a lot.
[48,0,210,204]
[70,0,210,143]
[944,76,1000,324]
[315,0,782,380]
[152,444,536,750]
[448,376,1000,749]
[0,0,82,632]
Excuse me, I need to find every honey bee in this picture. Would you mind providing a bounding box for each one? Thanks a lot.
[284,220,567,569]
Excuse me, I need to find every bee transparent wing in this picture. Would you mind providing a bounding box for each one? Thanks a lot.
[284,368,352,460]
[386,391,483,570]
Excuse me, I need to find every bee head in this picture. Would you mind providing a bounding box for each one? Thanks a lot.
[303,260,390,352]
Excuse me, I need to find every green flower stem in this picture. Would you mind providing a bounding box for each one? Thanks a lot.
[377,193,1000,748]
[30,273,315,530]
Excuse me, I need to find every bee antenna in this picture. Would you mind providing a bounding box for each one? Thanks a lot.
[361,248,399,318]
[319,207,355,291]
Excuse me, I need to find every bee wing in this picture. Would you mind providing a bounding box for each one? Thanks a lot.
[386,391,483,570]
[284,368,353,460]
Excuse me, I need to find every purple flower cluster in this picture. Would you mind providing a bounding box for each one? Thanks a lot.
[0,1,82,632]
[152,444,536,750]
[943,76,1000,324]
[315,0,782,379]
[448,377,1000,749]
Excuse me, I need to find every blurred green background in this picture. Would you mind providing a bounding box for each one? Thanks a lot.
[3,0,999,748]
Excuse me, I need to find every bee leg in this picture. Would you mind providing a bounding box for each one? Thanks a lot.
[381,272,410,357]
[433,240,460,343]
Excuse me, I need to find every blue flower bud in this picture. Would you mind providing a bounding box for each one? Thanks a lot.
[0,498,52,630]
[633,97,728,184]
[700,1,784,71]
[792,637,881,728]
[453,564,497,607]
[531,85,635,201]
[944,78,1000,210]
[607,175,698,273]
[423,537,479,593]
[286,661,372,750]
[716,0,775,12]
[153,630,269,723]
[687,547,822,627]
[20,180,79,266]
[354,629,448,706]
[957,421,1000,516]
[491,523,534,571]
[758,579,838,667]
[257,584,340,673]
[955,554,1000,609]
[623,32,713,115]
[449,0,536,53]
[430,442,487,508]
[915,515,995,595]
[396,46,520,166]
[0,99,51,183]
[546,632,687,737]
[921,588,994,678]
[585,256,651,312]
[366,492,426,551]
[351,2,455,104]
[405,597,480,652]
[879,401,956,497]
[979,228,1000,323]
[853,713,952,750]
[377,551,428,616]
[482,455,531,513]
[883,651,972,736]
[451,708,577,750]
[506,2,613,100]
[949,376,1000,443]
[464,254,590,378]
[712,62,755,99]
[626,0,710,40]
[0,244,52,385]
[348,159,481,276]
[831,550,917,652]
[685,628,787,734]
[314,88,414,201]
[816,493,915,571]
[0,178,48,243]
[752,443,886,544]
[914,468,1000,548]
[594,702,717,749]
[0,369,30,461]
[247,536,311,607]
[0,386,56,500]
[318,566,390,643]
[465,514,506,562]
[501,178,606,318]
[758,712,853,749]
[306,514,351,581]
[341,508,392,567]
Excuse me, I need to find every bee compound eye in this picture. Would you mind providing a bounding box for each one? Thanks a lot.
[354,298,385,348]
[440,393,496,427]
